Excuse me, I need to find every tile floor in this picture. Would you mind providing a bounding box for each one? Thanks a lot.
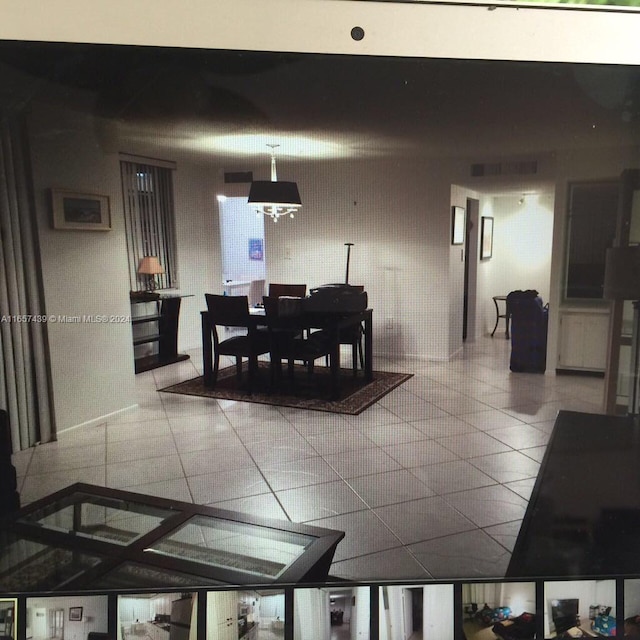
[11,336,604,582]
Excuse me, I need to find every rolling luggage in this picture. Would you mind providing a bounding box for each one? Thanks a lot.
[507,290,549,373]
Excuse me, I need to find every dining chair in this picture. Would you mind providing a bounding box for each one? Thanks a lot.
[263,296,332,385]
[268,283,307,298]
[247,279,266,307]
[325,285,365,374]
[204,294,270,392]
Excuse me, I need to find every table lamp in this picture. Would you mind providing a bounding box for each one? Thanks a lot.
[137,256,165,292]
[604,245,640,414]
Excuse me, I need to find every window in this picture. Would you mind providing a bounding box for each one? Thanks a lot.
[120,157,178,291]
[565,180,619,300]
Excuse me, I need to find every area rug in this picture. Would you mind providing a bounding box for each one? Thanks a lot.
[159,362,412,415]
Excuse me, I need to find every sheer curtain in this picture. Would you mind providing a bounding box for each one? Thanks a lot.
[0,112,53,452]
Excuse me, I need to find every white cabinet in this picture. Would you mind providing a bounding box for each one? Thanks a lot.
[558,309,610,372]
[206,592,237,640]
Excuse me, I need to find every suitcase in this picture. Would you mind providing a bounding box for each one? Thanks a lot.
[507,290,549,373]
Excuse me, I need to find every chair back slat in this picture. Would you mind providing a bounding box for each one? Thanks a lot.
[268,283,307,298]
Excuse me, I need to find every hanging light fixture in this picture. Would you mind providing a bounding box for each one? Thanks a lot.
[248,144,301,222]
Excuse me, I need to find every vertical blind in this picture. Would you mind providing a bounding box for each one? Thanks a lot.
[0,112,53,452]
[120,159,178,291]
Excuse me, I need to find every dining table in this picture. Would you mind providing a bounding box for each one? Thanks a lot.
[201,307,373,399]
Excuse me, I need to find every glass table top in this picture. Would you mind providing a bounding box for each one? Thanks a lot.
[144,515,316,579]
[17,491,177,546]
[0,530,103,592]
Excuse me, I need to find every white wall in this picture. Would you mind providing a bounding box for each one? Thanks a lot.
[625,580,640,617]
[293,589,330,640]
[27,100,224,432]
[265,156,452,361]
[475,193,555,338]
[27,596,108,640]
[28,102,137,432]
[259,593,285,623]
[499,582,536,617]
[351,587,370,640]
[423,584,453,640]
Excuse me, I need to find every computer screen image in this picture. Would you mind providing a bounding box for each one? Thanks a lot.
[1,0,640,594]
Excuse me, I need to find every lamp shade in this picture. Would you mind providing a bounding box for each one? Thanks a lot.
[604,246,640,300]
[247,181,301,207]
[137,256,165,275]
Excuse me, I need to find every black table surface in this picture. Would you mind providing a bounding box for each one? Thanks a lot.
[507,409,640,578]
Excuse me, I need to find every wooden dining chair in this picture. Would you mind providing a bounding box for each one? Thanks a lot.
[263,296,331,385]
[204,294,270,392]
[268,283,307,298]
[247,279,266,307]
[324,285,365,374]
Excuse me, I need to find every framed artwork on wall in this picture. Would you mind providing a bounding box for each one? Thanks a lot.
[51,189,111,231]
[68,607,83,622]
[451,206,465,245]
[249,238,264,261]
[481,216,494,259]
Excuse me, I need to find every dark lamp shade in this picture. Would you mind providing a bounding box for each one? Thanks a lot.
[248,180,301,206]
[604,246,640,300]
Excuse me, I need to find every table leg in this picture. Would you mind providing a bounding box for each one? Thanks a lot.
[364,314,373,382]
[201,312,213,387]
[330,329,341,399]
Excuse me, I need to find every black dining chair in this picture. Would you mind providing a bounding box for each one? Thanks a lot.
[268,283,307,298]
[203,294,270,392]
[324,285,365,375]
[263,296,332,386]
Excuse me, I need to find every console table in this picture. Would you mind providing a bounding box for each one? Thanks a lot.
[507,410,640,578]
[131,293,192,373]
[0,483,344,591]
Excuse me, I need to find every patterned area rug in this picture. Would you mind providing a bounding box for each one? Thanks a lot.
[160,362,412,415]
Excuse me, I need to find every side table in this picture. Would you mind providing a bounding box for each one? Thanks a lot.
[491,295,510,338]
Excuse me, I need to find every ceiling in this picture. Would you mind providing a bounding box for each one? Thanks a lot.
[2,40,639,194]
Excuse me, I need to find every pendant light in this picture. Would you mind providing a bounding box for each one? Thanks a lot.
[248,144,301,222]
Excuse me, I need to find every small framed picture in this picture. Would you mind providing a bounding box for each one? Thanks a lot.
[481,216,494,259]
[249,238,264,261]
[451,206,465,245]
[69,607,83,622]
[51,188,111,231]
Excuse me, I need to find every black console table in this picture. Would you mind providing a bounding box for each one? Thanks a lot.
[131,294,192,373]
[507,410,640,578]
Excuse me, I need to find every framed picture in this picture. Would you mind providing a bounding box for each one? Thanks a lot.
[481,216,494,260]
[51,188,111,231]
[68,607,83,622]
[451,206,465,245]
[249,238,264,261]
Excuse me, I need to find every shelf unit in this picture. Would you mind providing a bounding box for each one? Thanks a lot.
[130,294,191,374]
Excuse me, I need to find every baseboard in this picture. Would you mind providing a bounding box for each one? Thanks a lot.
[57,404,140,435]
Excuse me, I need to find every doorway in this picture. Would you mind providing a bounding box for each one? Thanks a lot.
[217,195,266,287]
[463,198,480,341]
[49,609,64,640]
